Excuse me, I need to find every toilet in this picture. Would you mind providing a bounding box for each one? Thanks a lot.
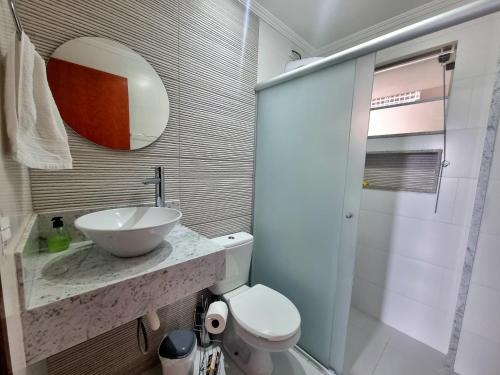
[209,233,301,375]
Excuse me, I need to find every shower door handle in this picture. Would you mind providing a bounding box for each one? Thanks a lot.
[345,212,354,219]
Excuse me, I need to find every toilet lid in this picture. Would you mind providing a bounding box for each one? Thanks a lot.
[228,284,301,342]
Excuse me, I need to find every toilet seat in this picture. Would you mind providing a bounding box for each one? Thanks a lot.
[228,284,301,342]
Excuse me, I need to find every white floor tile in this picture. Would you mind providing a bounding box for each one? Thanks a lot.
[372,345,445,375]
[345,321,391,375]
[345,308,449,375]
[388,329,446,370]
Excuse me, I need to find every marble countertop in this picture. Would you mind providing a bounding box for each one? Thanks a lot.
[22,224,223,310]
[16,220,226,364]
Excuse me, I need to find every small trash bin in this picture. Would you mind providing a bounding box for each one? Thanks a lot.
[159,329,197,375]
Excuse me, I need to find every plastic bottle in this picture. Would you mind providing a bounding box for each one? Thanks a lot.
[47,217,71,253]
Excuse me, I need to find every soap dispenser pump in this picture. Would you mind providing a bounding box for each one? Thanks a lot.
[47,216,71,253]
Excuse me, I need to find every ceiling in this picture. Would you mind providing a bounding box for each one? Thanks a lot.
[255,0,446,50]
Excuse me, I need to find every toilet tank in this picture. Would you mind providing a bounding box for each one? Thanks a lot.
[208,232,253,295]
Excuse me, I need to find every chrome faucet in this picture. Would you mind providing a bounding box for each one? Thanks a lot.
[142,166,165,207]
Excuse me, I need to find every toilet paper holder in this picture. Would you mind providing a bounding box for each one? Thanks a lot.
[193,296,224,375]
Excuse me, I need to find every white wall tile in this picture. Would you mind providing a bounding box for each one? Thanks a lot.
[379,291,451,353]
[451,16,500,79]
[446,77,474,130]
[351,277,384,318]
[352,276,451,353]
[358,210,466,269]
[386,254,443,308]
[468,74,496,129]
[356,246,445,308]
[472,233,500,289]
[357,210,394,252]
[451,178,477,227]
[355,246,389,286]
[442,128,486,179]
[481,179,500,236]
[455,329,500,375]
[438,269,461,314]
[489,127,500,181]
[360,177,458,223]
[462,283,500,344]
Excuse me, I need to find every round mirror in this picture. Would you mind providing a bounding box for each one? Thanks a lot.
[47,37,169,150]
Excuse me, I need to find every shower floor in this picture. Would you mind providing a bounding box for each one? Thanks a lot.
[345,308,455,375]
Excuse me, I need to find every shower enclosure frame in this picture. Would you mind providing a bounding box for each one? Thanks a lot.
[251,54,374,373]
[251,0,500,373]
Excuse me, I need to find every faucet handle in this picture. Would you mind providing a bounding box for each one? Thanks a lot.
[151,166,164,175]
[143,167,164,185]
[143,166,166,207]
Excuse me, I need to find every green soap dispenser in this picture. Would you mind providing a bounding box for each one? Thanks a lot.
[47,217,71,253]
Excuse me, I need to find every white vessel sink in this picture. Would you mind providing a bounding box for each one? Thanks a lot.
[74,207,182,257]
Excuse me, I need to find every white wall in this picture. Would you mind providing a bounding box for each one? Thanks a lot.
[455,100,500,373]
[369,101,445,136]
[257,20,307,83]
[351,12,500,355]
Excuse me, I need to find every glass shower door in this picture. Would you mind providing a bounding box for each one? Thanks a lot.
[252,56,374,372]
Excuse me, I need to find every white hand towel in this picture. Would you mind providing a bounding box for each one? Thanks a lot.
[4,31,72,169]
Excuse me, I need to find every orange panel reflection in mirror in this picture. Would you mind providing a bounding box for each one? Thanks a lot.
[47,58,131,150]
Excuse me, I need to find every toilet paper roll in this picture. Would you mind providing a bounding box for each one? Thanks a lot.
[205,301,228,335]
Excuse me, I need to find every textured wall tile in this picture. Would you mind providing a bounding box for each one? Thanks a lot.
[178,0,258,104]
[45,292,210,375]
[179,83,255,161]
[190,215,252,238]
[18,0,257,236]
[180,158,254,226]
